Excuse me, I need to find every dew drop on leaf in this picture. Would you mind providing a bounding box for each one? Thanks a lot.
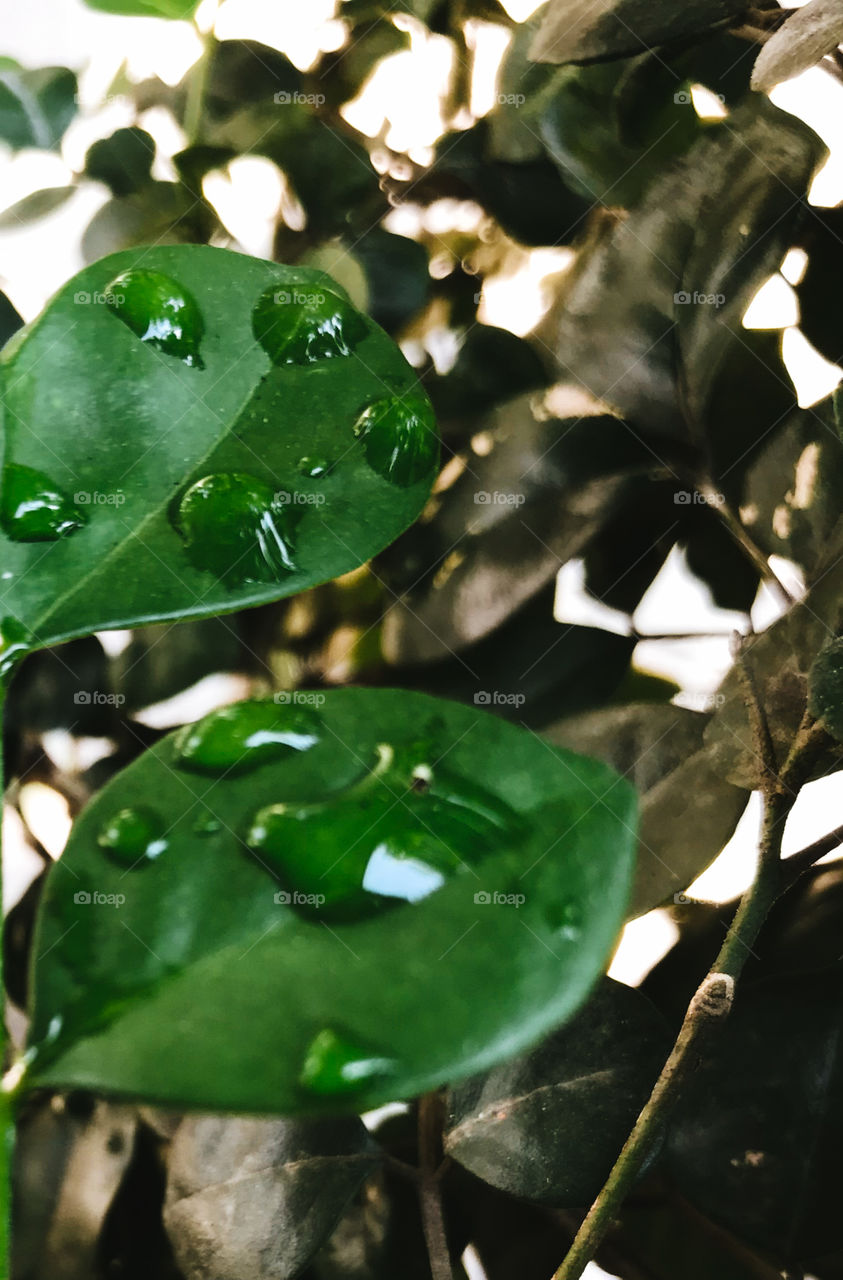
[97,806,167,866]
[298,455,333,478]
[352,392,438,487]
[554,900,584,941]
[174,472,299,587]
[0,464,87,542]
[251,281,367,366]
[105,268,204,368]
[173,699,322,776]
[298,1027,397,1097]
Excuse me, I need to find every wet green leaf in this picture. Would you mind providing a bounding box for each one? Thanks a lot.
[28,689,636,1112]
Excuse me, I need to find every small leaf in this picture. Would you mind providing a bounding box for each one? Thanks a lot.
[82,0,199,17]
[530,0,749,66]
[0,245,438,669]
[752,0,843,91]
[446,978,671,1205]
[809,637,843,741]
[0,64,77,151]
[84,127,155,198]
[0,186,76,229]
[28,689,637,1112]
[163,1114,377,1280]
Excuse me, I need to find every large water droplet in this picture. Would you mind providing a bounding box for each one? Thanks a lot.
[352,392,438,487]
[299,1027,396,1097]
[0,616,33,680]
[174,472,299,587]
[0,464,87,542]
[252,280,366,366]
[174,699,322,776]
[106,268,204,367]
[247,756,520,921]
[97,806,167,865]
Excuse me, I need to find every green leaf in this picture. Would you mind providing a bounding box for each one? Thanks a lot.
[445,978,671,1205]
[666,967,843,1263]
[0,245,439,668]
[751,0,843,92]
[0,64,77,152]
[84,127,156,198]
[163,1115,377,1279]
[28,689,637,1112]
[82,0,199,17]
[809,637,843,742]
[530,0,749,66]
[548,703,749,916]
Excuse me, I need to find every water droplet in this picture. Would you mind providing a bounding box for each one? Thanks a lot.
[106,268,204,368]
[554,900,583,941]
[0,616,33,680]
[174,472,299,586]
[0,464,87,542]
[298,455,333,479]
[246,755,520,921]
[252,280,366,366]
[353,392,438,487]
[193,813,222,837]
[174,699,321,776]
[299,1027,396,1097]
[97,806,167,865]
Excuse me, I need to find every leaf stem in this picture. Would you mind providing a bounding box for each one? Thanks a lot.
[418,1092,453,1280]
[183,18,217,148]
[550,667,822,1280]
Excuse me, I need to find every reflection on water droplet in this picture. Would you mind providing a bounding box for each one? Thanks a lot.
[193,813,222,837]
[252,280,366,366]
[0,616,33,680]
[106,268,204,367]
[97,807,167,865]
[554,900,583,941]
[353,392,438,487]
[174,699,321,776]
[298,455,332,479]
[247,755,520,921]
[174,472,299,587]
[299,1027,396,1097]
[0,464,87,542]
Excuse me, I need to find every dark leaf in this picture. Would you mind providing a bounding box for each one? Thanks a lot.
[0,289,23,349]
[84,127,156,198]
[0,186,76,229]
[751,0,843,91]
[809,635,843,742]
[530,0,750,66]
[446,978,671,1206]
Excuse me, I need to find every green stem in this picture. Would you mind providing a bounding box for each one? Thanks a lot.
[551,709,814,1280]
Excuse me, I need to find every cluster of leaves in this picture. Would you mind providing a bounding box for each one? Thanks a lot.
[5,0,843,1276]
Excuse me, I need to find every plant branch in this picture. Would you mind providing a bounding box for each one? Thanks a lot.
[550,656,817,1280]
[707,489,795,608]
[418,1092,453,1280]
[183,22,217,148]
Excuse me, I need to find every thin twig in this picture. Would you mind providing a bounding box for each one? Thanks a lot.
[418,1092,454,1280]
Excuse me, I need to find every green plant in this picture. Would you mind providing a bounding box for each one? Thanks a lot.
[4,1,843,1278]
